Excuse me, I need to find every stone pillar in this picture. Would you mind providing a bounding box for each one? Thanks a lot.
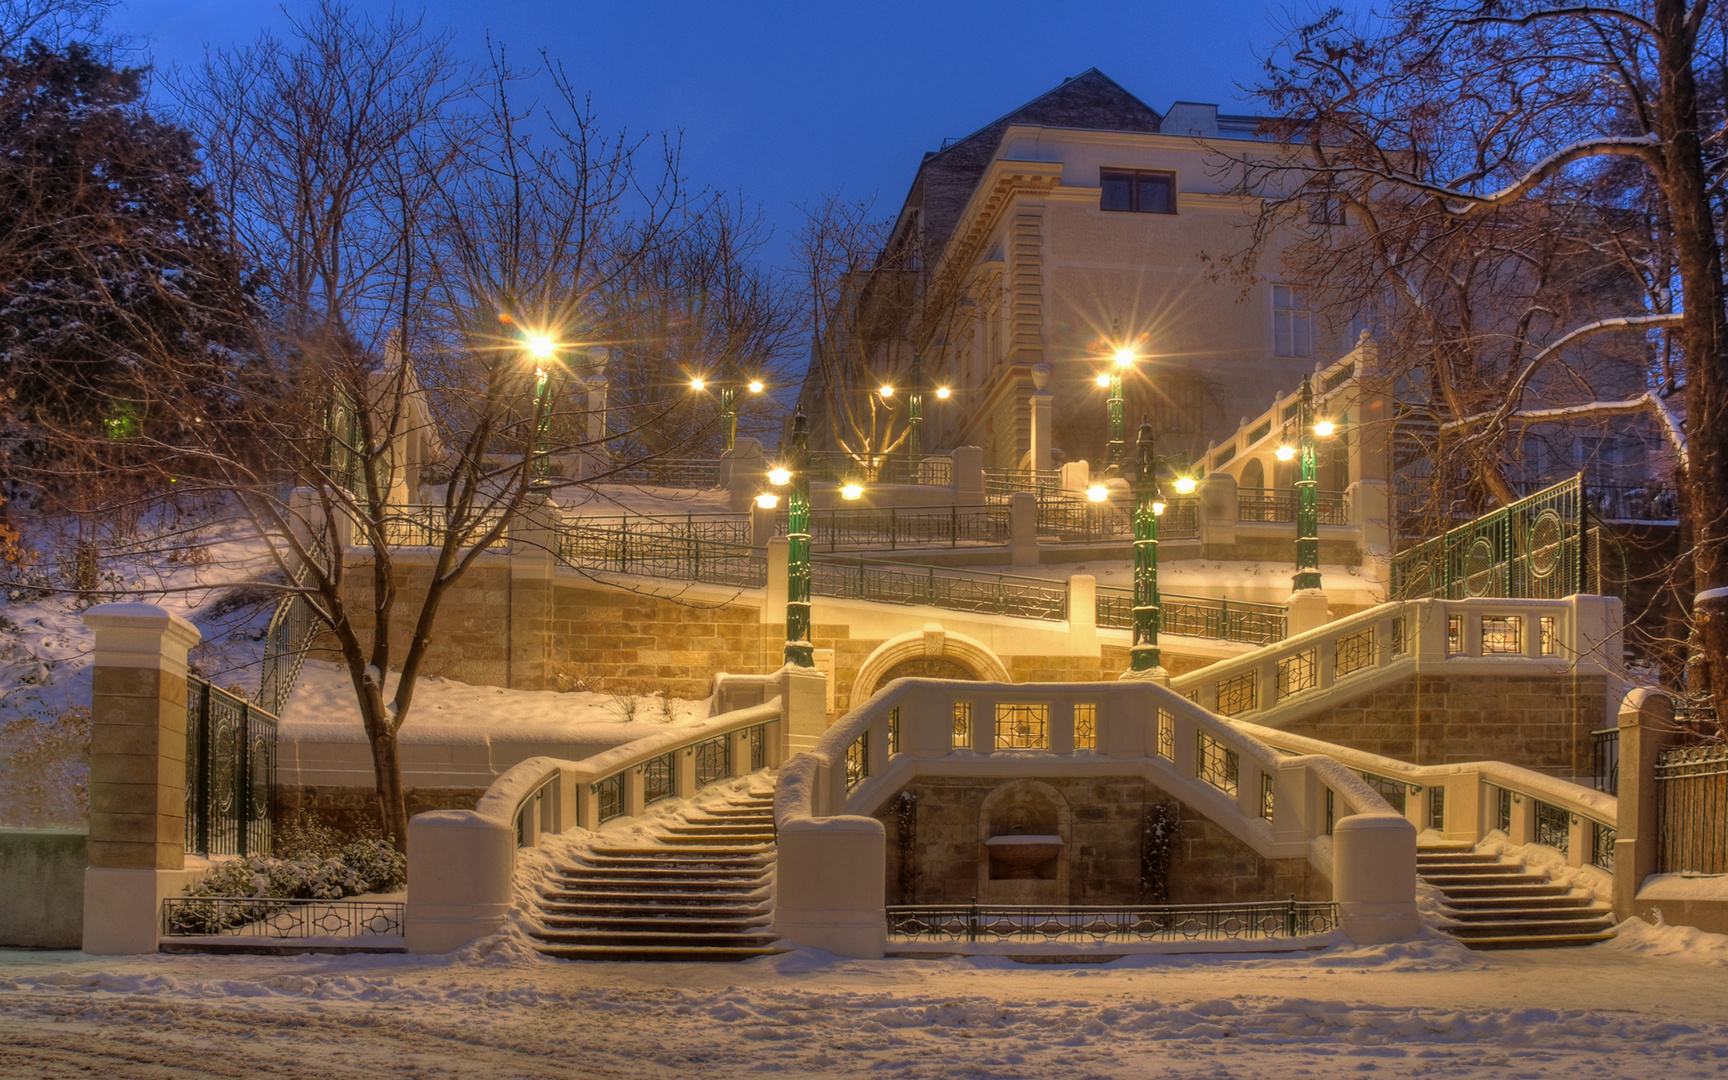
[782,664,830,755]
[1285,589,1331,637]
[405,810,514,953]
[1197,472,1237,558]
[951,446,985,505]
[81,604,202,955]
[1028,363,1054,473]
[1612,688,1677,921]
[750,500,777,548]
[1348,479,1392,559]
[1059,460,1090,494]
[1067,574,1097,654]
[1008,491,1039,567]
[762,537,789,627]
[722,437,766,512]
[774,816,887,958]
[1333,814,1419,943]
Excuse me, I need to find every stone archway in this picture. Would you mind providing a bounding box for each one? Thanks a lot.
[849,623,1011,706]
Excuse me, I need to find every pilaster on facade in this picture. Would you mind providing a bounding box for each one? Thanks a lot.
[1005,202,1046,369]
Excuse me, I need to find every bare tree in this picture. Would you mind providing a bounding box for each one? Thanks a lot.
[0,0,116,56]
[1231,0,1728,710]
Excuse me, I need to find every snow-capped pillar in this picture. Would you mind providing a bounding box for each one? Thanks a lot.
[81,603,203,955]
[951,446,985,505]
[1332,814,1419,944]
[405,810,514,953]
[1611,688,1677,921]
[762,538,789,627]
[774,816,887,959]
[781,664,829,756]
[1285,589,1330,637]
[1028,364,1054,473]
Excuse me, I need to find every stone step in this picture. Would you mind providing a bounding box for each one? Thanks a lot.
[541,889,771,907]
[663,823,774,835]
[579,850,772,866]
[541,901,770,919]
[1416,860,1522,874]
[618,833,774,847]
[533,929,781,949]
[534,944,786,963]
[540,915,772,933]
[1441,904,1611,923]
[1456,931,1618,951]
[549,876,768,894]
[1421,871,1551,888]
[1440,893,1597,911]
[558,863,767,879]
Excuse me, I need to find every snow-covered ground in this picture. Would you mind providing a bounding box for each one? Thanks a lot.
[2,921,1727,1078]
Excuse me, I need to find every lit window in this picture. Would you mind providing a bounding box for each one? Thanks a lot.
[1482,616,1522,655]
[1100,169,1176,214]
[1273,285,1313,358]
[952,701,972,750]
[1073,703,1097,750]
[994,703,1050,750]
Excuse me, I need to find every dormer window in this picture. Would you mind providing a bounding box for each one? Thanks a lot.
[1100,169,1176,214]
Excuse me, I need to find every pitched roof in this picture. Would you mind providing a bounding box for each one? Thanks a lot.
[895,69,1164,257]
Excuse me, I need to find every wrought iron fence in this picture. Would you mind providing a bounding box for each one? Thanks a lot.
[556,528,767,589]
[593,773,624,824]
[693,734,731,788]
[746,722,768,772]
[886,900,1340,943]
[1237,489,1349,525]
[1582,484,1678,522]
[1358,772,1407,815]
[982,468,1064,501]
[1593,728,1620,795]
[1094,588,1287,646]
[185,677,276,858]
[1390,475,1599,601]
[1656,742,1728,875]
[781,505,1010,551]
[378,505,509,549]
[567,512,751,547]
[1534,801,1571,854]
[804,451,953,486]
[812,559,1069,621]
[598,458,722,489]
[642,751,675,805]
[162,897,404,939]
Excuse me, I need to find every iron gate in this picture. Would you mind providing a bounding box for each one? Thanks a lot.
[1656,742,1728,875]
[185,676,277,857]
[1390,474,1600,600]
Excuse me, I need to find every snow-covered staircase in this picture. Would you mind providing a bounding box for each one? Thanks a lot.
[1419,843,1616,950]
[531,782,784,962]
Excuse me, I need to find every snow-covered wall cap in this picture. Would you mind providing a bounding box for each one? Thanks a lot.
[83,603,202,671]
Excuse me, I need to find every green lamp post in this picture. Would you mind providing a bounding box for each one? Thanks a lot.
[907,354,925,464]
[1292,376,1322,591]
[1129,418,1167,672]
[783,409,814,668]
[1102,323,1136,470]
[692,370,766,452]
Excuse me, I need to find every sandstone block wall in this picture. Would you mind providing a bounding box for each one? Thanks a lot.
[878,774,1323,906]
[1275,672,1612,777]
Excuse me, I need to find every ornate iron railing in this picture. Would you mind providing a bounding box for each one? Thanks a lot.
[780,505,1009,551]
[1095,587,1287,645]
[567,512,751,547]
[257,566,316,717]
[1534,800,1571,854]
[598,458,722,489]
[1237,489,1349,525]
[804,451,953,486]
[886,900,1339,943]
[693,734,731,788]
[813,559,1069,621]
[982,468,1063,501]
[1656,742,1728,875]
[162,897,404,939]
[1390,475,1600,600]
[185,677,276,858]
[556,529,767,589]
[1593,728,1620,795]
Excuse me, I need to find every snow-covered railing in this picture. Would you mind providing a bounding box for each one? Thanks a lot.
[772,677,1417,958]
[1168,594,1623,727]
[1235,719,1619,873]
[402,694,785,954]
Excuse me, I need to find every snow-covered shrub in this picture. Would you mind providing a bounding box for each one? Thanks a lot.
[273,810,346,861]
[169,837,407,935]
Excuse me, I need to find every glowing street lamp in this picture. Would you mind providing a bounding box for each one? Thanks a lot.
[840,482,864,500]
[1103,324,1137,468]
[754,491,780,510]
[1290,376,1339,592]
[691,372,767,451]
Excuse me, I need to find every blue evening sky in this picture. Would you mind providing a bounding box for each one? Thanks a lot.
[110,0,1308,268]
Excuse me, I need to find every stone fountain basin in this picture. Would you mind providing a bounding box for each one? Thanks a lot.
[986,834,1063,875]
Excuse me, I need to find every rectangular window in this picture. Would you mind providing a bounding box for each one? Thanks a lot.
[887,707,900,756]
[1197,732,1239,796]
[1390,617,1406,656]
[1482,616,1522,655]
[1539,616,1557,656]
[1100,168,1176,214]
[1073,702,1097,750]
[1324,788,1335,835]
[1497,788,1512,833]
[994,703,1050,750]
[1157,708,1176,760]
[1273,285,1313,358]
[1447,615,1464,656]
[1260,772,1275,819]
[1276,648,1318,700]
[1216,671,1257,716]
[845,732,869,791]
[1429,785,1446,833]
[952,701,972,749]
[1309,190,1347,225]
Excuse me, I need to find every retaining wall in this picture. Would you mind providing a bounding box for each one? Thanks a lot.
[0,828,87,948]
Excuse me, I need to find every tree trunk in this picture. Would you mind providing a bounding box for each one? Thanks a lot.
[1655,0,1728,718]
[367,724,411,853]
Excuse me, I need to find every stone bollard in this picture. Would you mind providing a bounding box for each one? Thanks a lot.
[405,810,515,953]
[1611,688,1677,921]
[951,446,985,504]
[773,815,887,958]
[81,604,204,955]
[1285,589,1331,636]
[1332,814,1420,944]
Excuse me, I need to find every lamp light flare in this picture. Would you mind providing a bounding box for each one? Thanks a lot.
[1086,484,1109,503]
[1275,444,1297,462]
[1152,500,1167,516]
[755,492,780,509]
[527,335,555,359]
[878,384,894,398]
[841,483,864,500]
[1314,419,1336,437]
[1173,476,1197,494]
[935,386,951,399]
[690,377,706,392]
[768,467,791,486]
[1114,348,1135,367]
[1095,373,1111,387]
[748,380,765,393]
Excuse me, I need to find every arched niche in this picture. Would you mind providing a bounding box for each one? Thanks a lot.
[849,624,1011,706]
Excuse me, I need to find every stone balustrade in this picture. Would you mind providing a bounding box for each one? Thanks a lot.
[773,677,1417,958]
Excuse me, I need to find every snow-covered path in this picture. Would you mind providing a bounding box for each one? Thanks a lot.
[3,926,1727,1079]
